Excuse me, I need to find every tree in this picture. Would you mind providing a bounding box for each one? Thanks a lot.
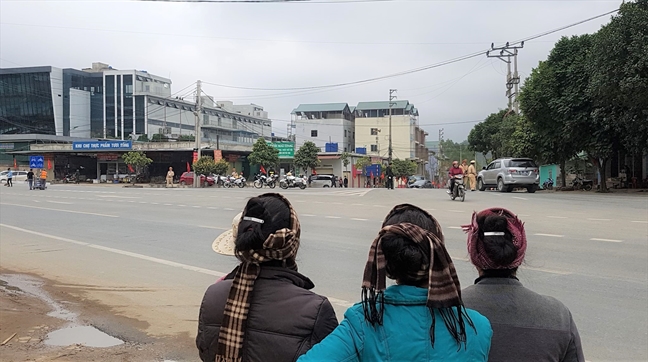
[122,151,152,184]
[294,141,320,174]
[354,156,371,174]
[177,135,195,142]
[340,151,351,171]
[137,134,150,142]
[193,156,218,175]
[248,138,280,169]
[213,159,230,176]
[468,110,507,160]
[151,133,168,142]
[391,159,417,178]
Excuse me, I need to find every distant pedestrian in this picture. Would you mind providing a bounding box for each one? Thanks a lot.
[467,160,477,191]
[339,176,343,188]
[166,167,175,188]
[343,175,348,188]
[39,169,47,189]
[27,168,34,190]
[331,175,337,188]
[5,168,13,187]
[386,164,394,190]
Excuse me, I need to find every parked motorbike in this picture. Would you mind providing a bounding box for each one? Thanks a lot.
[233,176,247,188]
[572,176,593,191]
[450,175,465,202]
[280,175,307,190]
[214,175,232,188]
[253,173,278,189]
[543,178,554,190]
[62,173,79,184]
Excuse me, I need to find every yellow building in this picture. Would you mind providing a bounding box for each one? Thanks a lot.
[354,100,428,175]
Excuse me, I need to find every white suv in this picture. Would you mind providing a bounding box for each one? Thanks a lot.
[477,158,539,193]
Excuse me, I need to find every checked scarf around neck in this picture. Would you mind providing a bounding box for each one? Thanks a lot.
[362,205,474,348]
[462,207,526,270]
[216,194,300,362]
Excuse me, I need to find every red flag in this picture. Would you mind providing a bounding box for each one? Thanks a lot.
[381,172,385,180]
[127,164,135,173]
[47,159,52,170]
[260,165,266,174]
[13,158,17,168]
[313,168,317,175]
[352,164,357,178]
[187,162,191,173]
[370,171,374,178]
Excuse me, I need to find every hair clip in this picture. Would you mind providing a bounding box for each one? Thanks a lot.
[483,231,505,236]
[243,216,265,224]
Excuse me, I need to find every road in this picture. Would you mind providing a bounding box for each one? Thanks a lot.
[1,184,647,361]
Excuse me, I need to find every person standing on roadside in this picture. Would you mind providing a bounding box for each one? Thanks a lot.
[5,168,13,187]
[166,167,175,188]
[386,164,394,190]
[343,175,348,188]
[467,160,477,191]
[39,168,47,190]
[27,168,34,190]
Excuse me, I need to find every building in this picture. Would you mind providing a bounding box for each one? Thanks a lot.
[354,100,428,174]
[1,63,272,146]
[291,103,355,152]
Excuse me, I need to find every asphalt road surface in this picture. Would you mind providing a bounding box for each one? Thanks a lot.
[1,183,647,361]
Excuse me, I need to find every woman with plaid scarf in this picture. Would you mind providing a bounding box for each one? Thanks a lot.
[298,204,492,362]
[197,193,338,362]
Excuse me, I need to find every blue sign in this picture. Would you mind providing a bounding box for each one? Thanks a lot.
[72,140,132,151]
[365,164,382,177]
[29,156,44,169]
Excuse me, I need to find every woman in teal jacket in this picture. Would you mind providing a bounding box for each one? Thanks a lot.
[299,204,492,362]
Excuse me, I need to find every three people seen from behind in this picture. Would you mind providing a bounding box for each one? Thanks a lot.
[199,197,583,362]
[461,208,584,361]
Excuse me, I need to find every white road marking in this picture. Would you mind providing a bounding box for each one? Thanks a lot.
[447,226,462,229]
[590,238,623,243]
[518,214,530,217]
[588,218,611,221]
[302,214,316,217]
[193,206,201,208]
[198,225,228,230]
[207,206,218,209]
[223,208,234,211]
[97,195,140,199]
[0,203,118,218]
[32,200,40,203]
[164,203,173,206]
[631,220,648,224]
[325,216,341,219]
[0,224,354,308]
[351,204,364,206]
[46,201,73,205]
[150,202,159,205]
[512,197,528,200]
[534,233,564,238]
[351,218,368,221]
[425,208,436,212]
[178,205,187,207]
[546,216,568,219]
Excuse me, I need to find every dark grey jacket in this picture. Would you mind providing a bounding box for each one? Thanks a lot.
[196,266,338,362]
[462,277,584,362]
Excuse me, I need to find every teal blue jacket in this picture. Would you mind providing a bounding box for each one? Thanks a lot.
[298,285,492,362]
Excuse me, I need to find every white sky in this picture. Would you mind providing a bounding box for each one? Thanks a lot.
[0,0,621,142]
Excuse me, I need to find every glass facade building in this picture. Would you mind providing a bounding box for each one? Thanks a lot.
[0,67,57,135]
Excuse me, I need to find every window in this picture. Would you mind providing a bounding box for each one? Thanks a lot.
[371,145,378,152]
[371,128,378,135]
[311,130,318,137]
[344,130,347,137]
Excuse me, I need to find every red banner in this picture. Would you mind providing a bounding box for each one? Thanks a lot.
[186,162,191,173]
[213,150,222,162]
[193,151,198,163]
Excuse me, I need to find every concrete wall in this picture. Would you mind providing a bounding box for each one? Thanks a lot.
[69,89,91,138]
[295,118,354,152]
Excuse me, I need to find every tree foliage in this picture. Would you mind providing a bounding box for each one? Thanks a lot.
[294,141,320,173]
[122,151,153,182]
[248,138,280,169]
[354,156,371,173]
[340,152,351,170]
[193,156,218,175]
[213,159,230,176]
[177,135,195,142]
[391,159,417,178]
[151,133,168,142]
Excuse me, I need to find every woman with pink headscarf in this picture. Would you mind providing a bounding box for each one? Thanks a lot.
[461,208,585,362]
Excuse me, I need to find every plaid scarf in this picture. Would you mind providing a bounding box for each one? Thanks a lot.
[216,194,300,362]
[362,205,474,347]
[462,207,526,270]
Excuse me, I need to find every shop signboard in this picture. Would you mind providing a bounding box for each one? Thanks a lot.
[72,140,132,150]
[271,142,295,158]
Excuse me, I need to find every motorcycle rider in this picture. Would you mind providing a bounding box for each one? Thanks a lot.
[448,161,464,195]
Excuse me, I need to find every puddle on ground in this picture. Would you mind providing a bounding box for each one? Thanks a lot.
[1,273,124,347]
[45,325,124,347]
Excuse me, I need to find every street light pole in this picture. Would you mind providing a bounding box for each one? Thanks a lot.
[193,80,202,188]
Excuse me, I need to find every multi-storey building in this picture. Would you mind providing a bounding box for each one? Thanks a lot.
[354,100,428,173]
[291,103,355,152]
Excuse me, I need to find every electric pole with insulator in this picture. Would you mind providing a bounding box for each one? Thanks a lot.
[486,42,524,114]
[193,80,202,188]
[388,89,397,163]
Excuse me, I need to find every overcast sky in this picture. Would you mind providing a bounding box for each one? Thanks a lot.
[0,0,622,142]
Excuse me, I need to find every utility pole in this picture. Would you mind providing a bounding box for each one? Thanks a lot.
[438,128,445,180]
[486,41,524,114]
[193,80,202,188]
[388,89,397,163]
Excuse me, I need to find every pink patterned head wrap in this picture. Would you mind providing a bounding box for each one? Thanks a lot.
[462,208,526,270]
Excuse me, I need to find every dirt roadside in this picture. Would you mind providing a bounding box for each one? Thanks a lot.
[0,269,198,362]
